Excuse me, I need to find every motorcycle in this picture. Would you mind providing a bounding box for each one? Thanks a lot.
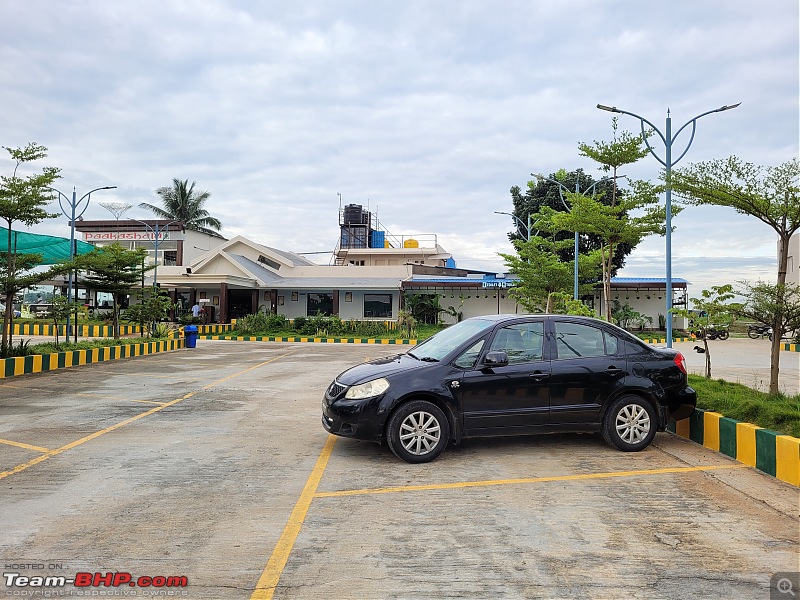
[747,324,772,339]
[694,325,730,340]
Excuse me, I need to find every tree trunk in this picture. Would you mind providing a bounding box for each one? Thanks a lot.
[769,233,791,394]
[703,335,711,378]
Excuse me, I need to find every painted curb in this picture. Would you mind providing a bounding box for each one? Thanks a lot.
[642,337,694,344]
[6,323,142,337]
[668,408,799,487]
[197,335,418,345]
[781,342,799,352]
[0,339,185,379]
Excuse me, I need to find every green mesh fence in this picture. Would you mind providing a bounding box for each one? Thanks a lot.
[0,228,95,264]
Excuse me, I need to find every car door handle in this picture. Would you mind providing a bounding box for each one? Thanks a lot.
[529,371,549,381]
[605,366,623,376]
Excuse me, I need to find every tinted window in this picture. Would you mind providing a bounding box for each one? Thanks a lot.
[453,339,485,369]
[555,322,607,359]
[488,322,544,364]
[604,331,619,356]
[364,294,392,318]
[410,318,495,361]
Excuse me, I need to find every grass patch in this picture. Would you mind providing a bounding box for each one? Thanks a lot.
[689,374,800,437]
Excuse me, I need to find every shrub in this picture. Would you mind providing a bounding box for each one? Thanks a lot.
[0,339,33,358]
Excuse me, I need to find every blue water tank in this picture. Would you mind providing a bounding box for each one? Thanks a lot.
[445,257,456,269]
[371,230,385,248]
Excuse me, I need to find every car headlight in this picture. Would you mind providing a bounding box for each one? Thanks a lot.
[345,378,390,400]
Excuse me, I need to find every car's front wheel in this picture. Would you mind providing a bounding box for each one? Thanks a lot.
[386,400,450,464]
[602,395,657,452]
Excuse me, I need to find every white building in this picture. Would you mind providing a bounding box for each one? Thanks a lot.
[785,232,800,286]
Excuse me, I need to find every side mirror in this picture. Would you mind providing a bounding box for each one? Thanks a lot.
[483,351,509,368]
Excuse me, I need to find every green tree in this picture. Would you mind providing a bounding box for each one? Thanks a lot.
[139,178,221,235]
[0,143,62,348]
[737,281,800,345]
[509,168,632,274]
[670,156,799,394]
[49,294,83,349]
[500,210,602,313]
[123,289,175,338]
[571,119,666,321]
[74,244,151,338]
[671,285,741,379]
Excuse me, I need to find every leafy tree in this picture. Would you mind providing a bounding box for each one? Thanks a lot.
[670,156,799,394]
[671,285,741,379]
[140,178,221,235]
[509,168,632,273]
[49,294,83,349]
[0,143,63,348]
[500,211,601,313]
[570,119,667,321]
[122,289,175,338]
[74,244,151,338]
[737,281,800,345]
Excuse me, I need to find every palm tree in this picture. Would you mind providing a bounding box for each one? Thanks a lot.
[140,179,222,235]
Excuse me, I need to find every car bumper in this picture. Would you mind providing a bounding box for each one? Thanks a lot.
[321,397,385,442]
[666,385,697,421]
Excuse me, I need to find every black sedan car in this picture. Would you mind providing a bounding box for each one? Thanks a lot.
[322,314,696,463]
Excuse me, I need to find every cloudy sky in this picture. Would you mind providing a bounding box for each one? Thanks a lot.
[2,1,797,294]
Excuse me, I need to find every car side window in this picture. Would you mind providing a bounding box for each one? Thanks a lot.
[453,339,485,369]
[555,322,609,359]
[603,331,619,356]
[488,322,544,364]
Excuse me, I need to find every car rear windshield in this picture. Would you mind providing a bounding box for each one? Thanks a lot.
[409,319,496,361]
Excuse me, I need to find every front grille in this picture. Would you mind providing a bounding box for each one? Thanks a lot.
[327,381,347,398]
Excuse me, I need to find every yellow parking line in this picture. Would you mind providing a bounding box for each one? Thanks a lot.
[250,435,337,600]
[130,399,168,406]
[0,438,50,453]
[315,464,751,498]
[0,351,297,481]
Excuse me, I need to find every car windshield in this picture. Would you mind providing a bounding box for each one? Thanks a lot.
[408,318,495,362]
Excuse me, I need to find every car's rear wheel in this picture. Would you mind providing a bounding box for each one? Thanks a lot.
[386,400,450,464]
[602,395,657,452]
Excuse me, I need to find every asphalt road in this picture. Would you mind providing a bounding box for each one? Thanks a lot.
[0,341,797,599]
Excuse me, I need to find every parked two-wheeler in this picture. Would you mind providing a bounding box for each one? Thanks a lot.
[747,324,772,339]
[694,325,730,340]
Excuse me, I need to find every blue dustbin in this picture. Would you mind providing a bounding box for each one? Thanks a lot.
[184,325,199,349]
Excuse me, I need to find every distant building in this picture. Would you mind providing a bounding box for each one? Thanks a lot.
[785,232,800,286]
[61,205,690,329]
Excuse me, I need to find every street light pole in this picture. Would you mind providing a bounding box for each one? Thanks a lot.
[532,174,619,300]
[50,185,117,341]
[131,219,180,291]
[596,102,740,347]
[494,211,532,242]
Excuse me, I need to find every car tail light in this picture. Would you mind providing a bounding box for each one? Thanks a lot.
[674,352,687,375]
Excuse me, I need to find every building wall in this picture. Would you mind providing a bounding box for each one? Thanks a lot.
[786,232,800,286]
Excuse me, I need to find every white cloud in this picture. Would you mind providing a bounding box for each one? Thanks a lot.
[0,0,796,297]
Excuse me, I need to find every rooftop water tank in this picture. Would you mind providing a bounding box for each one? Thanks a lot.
[403,238,419,248]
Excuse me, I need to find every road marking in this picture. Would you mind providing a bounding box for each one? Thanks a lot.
[130,399,169,406]
[0,438,50,453]
[0,351,297,481]
[315,464,751,498]
[250,435,337,600]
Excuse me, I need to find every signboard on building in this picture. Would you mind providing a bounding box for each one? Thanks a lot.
[83,231,182,241]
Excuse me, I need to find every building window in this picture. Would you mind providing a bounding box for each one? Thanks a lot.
[364,294,392,318]
[163,250,177,266]
[308,293,333,316]
[291,292,299,302]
